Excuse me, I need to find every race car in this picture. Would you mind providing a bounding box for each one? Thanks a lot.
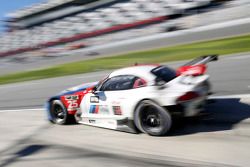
[45,55,218,136]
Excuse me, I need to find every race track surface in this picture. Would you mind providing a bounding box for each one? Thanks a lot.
[0,52,250,109]
[0,53,250,167]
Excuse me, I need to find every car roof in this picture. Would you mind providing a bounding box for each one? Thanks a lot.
[109,65,158,81]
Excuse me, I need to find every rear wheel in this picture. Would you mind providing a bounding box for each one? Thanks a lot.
[134,100,172,136]
[50,100,75,125]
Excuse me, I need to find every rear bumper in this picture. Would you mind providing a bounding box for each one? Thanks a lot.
[167,96,206,117]
[182,96,206,117]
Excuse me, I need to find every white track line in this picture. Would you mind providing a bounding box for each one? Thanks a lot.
[209,94,250,99]
[0,108,44,113]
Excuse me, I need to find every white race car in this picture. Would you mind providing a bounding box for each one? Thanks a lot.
[46,55,218,136]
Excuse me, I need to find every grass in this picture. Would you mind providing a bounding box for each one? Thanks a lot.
[1,33,250,85]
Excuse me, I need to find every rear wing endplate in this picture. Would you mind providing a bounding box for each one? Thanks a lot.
[183,55,218,66]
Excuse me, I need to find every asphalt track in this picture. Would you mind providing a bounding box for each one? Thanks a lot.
[0,53,250,167]
[0,52,250,110]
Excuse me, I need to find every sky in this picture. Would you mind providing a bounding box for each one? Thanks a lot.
[0,0,44,32]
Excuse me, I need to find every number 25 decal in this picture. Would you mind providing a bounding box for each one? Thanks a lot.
[67,100,78,108]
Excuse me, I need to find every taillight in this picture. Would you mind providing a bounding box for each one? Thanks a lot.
[177,91,200,103]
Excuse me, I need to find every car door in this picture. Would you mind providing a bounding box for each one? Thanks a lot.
[81,75,142,119]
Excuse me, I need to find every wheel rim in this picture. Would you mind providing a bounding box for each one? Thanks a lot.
[52,104,66,123]
[141,105,161,131]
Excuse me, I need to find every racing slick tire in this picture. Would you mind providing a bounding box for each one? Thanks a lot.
[50,100,75,125]
[134,100,172,136]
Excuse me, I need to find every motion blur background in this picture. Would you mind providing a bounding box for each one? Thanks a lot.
[0,0,249,68]
[1,1,250,167]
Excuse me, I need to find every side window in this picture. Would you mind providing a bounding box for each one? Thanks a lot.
[100,75,136,91]
[133,78,147,88]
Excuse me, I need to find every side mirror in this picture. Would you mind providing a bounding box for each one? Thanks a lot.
[155,77,166,86]
[155,78,167,90]
[92,86,97,94]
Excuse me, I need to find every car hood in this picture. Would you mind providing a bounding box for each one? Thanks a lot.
[60,81,98,95]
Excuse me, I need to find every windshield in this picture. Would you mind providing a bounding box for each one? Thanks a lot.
[151,66,176,82]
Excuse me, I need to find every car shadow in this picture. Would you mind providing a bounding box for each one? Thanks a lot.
[0,145,47,167]
[168,98,250,136]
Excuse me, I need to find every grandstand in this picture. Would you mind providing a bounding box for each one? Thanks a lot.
[0,0,242,58]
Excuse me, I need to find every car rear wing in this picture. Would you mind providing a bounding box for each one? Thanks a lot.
[176,55,218,76]
[183,55,218,66]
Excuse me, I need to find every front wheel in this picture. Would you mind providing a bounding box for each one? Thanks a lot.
[134,100,172,136]
[50,100,75,125]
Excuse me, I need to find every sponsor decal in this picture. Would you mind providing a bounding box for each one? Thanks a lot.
[113,106,122,115]
[89,105,109,114]
[99,105,109,114]
[89,119,96,123]
[65,95,79,100]
[89,105,99,114]
[90,96,99,103]
[61,95,81,112]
